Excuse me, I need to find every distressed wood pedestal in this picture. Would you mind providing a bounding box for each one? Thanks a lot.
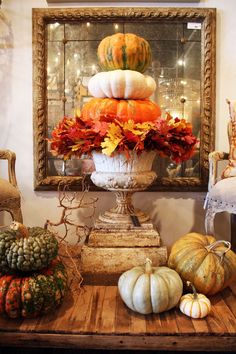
[81,220,167,284]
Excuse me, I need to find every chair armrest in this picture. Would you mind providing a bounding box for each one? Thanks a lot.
[208,151,229,190]
[0,149,18,187]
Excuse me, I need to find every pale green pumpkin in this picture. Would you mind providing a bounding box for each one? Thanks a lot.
[118,258,183,315]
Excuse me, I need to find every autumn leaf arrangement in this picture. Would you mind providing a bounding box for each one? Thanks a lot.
[50,111,197,164]
[50,33,197,165]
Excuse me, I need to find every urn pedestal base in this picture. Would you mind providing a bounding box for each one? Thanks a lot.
[81,151,167,285]
[81,220,167,285]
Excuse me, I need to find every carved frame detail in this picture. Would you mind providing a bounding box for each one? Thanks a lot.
[32,7,216,191]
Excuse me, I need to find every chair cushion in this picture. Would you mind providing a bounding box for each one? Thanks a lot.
[0,178,21,206]
[207,177,236,208]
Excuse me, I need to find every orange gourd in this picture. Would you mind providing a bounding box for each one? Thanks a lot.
[81,97,161,123]
[97,33,152,73]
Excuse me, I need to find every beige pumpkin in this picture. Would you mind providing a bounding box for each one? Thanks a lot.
[118,258,183,315]
[88,70,156,99]
[168,233,236,295]
[179,282,211,319]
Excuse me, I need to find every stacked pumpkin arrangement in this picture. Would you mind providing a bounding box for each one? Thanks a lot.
[86,33,160,128]
[118,232,236,319]
[0,222,67,318]
[50,33,197,164]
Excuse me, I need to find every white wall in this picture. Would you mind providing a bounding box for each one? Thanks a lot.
[0,0,235,249]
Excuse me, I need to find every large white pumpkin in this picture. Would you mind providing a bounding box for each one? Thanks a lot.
[118,259,183,315]
[88,70,156,99]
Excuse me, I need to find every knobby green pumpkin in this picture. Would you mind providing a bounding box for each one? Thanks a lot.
[0,258,67,318]
[0,222,58,272]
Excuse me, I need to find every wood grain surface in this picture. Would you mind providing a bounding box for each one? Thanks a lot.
[0,283,236,351]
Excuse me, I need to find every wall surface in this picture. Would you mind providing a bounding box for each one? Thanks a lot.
[0,0,235,249]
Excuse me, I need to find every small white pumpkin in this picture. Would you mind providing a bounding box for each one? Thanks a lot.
[118,258,183,315]
[88,70,156,99]
[179,281,211,319]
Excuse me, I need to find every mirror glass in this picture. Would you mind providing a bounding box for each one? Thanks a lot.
[33,7,216,191]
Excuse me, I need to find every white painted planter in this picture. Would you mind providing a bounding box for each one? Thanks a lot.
[91,151,157,191]
[92,150,156,173]
[91,150,157,224]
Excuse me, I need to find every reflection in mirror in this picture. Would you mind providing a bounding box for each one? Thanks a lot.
[33,8,216,191]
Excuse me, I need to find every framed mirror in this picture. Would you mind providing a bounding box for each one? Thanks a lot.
[33,7,216,191]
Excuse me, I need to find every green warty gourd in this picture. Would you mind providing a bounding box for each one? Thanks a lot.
[0,224,58,272]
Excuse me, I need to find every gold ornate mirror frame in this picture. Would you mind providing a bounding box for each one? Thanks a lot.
[33,7,216,191]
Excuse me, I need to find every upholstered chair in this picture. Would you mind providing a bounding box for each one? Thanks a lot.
[204,100,236,251]
[0,150,23,223]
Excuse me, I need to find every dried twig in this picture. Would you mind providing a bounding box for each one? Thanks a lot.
[45,180,98,292]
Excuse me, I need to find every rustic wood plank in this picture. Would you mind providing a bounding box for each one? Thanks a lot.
[0,332,236,351]
[145,307,180,334]
[115,289,131,333]
[190,317,210,333]
[174,308,196,333]
[129,311,147,334]
[222,287,236,317]
[68,285,96,333]
[159,308,180,333]
[145,312,164,333]
[84,285,106,333]
[209,293,236,333]
[206,293,231,334]
[98,286,117,334]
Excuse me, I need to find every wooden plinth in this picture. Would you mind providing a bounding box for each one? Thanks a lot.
[1,283,236,351]
[81,221,167,284]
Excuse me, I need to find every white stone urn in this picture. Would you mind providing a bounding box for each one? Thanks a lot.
[91,150,157,224]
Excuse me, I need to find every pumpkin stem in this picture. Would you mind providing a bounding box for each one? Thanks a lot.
[186,281,198,300]
[205,240,231,262]
[145,258,153,274]
[10,222,29,239]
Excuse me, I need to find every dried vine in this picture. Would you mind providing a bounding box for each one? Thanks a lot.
[45,180,98,291]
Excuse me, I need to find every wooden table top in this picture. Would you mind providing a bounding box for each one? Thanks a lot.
[0,282,236,351]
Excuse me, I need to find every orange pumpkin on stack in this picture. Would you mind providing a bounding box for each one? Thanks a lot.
[82,32,161,124]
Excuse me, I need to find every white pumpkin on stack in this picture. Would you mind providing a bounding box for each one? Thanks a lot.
[88,69,156,100]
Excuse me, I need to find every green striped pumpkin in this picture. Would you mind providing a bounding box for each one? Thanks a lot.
[97,33,152,73]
